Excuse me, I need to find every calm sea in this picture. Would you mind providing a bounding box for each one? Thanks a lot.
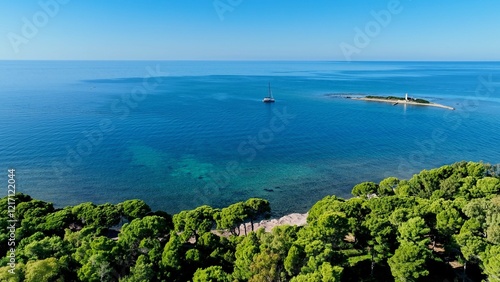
[1,61,499,215]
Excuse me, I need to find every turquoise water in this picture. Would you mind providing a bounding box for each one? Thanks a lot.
[1,61,499,215]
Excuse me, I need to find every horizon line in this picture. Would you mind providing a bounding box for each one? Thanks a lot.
[1,59,500,62]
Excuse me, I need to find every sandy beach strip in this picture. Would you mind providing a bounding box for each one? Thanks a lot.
[351,97,455,110]
[212,213,309,238]
[240,212,308,233]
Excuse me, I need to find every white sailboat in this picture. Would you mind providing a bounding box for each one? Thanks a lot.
[262,83,275,103]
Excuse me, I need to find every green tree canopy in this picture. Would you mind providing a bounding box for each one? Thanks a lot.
[476,177,500,195]
[352,182,378,198]
[161,232,184,276]
[71,202,121,228]
[193,265,232,282]
[397,217,430,245]
[0,161,498,282]
[483,245,500,282]
[37,209,75,236]
[379,177,399,196]
[24,257,63,282]
[388,241,430,282]
[436,208,464,238]
[216,202,248,235]
[233,232,260,280]
[118,199,152,221]
[174,205,216,242]
[307,195,344,223]
[121,255,155,282]
[244,198,271,231]
[74,236,119,282]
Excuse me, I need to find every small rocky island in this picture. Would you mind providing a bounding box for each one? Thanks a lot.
[346,93,455,110]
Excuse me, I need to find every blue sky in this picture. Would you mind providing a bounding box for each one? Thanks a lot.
[1,0,499,60]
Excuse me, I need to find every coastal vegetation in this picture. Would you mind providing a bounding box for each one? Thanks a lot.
[1,161,499,281]
[365,95,430,104]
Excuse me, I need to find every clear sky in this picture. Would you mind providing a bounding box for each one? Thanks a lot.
[1,0,499,60]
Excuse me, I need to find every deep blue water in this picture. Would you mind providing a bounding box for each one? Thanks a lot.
[1,61,499,215]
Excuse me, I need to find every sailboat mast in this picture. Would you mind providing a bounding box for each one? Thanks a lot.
[262,82,275,102]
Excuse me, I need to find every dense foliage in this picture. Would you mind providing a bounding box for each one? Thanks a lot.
[1,161,499,281]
